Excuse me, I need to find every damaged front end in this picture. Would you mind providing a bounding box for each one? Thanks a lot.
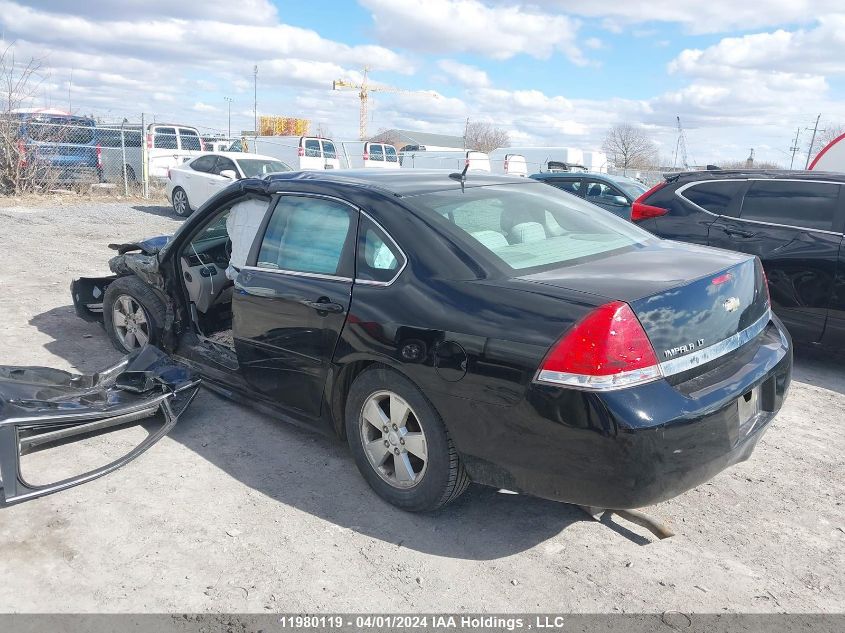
[0,346,199,506]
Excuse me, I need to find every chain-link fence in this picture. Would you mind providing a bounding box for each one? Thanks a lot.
[607,167,687,186]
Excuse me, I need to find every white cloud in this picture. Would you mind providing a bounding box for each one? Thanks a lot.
[192,102,218,112]
[360,0,586,64]
[437,60,490,87]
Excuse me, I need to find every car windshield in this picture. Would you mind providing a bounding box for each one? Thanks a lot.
[612,178,648,198]
[237,158,291,177]
[408,184,655,272]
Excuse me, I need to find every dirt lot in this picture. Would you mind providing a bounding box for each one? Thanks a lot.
[0,199,843,614]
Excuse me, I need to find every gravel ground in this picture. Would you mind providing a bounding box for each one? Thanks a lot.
[0,199,843,614]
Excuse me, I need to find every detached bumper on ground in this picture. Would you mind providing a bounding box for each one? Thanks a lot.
[0,346,200,506]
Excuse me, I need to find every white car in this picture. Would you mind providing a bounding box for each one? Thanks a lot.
[166,152,291,216]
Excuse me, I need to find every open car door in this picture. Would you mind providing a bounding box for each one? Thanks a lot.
[0,346,200,506]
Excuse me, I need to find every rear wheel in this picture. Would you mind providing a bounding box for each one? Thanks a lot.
[171,187,192,217]
[345,367,470,511]
[103,276,166,353]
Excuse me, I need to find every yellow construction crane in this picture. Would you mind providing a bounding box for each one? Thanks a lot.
[333,67,438,140]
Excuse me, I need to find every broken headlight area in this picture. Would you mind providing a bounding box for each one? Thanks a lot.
[0,346,200,506]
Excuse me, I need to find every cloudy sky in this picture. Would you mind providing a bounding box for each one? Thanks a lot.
[1,0,843,165]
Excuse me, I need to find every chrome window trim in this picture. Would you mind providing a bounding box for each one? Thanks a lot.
[659,309,772,377]
[354,210,408,287]
[241,265,352,283]
[675,179,844,236]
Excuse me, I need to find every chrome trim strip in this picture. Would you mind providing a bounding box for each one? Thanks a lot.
[241,265,352,283]
[659,309,771,377]
[675,179,844,236]
[353,210,408,288]
[535,366,662,392]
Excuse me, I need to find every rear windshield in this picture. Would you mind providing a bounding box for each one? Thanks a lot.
[237,158,291,177]
[27,119,95,145]
[612,178,648,199]
[408,184,654,271]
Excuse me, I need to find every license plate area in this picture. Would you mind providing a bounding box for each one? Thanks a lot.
[737,385,762,435]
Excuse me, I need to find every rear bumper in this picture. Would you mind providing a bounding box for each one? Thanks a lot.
[443,318,792,509]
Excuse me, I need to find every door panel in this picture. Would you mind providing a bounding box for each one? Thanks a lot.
[821,233,845,347]
[707,180,842,344]
[233,195,357,418]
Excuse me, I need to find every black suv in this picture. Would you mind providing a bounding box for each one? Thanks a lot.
[632,170,845,348]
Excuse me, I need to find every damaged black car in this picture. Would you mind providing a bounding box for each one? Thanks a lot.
[70,170,792,512]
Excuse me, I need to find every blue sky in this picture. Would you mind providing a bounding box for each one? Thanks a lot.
[2,0,844,165]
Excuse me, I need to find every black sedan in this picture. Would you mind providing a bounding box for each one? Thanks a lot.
[72,170,792,512]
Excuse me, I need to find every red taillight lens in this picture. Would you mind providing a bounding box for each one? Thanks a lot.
[96,144,102,169]
[146,133,152,149]
[363,152,369,161]
[631,181,669,221]
[298,146,304,157]
[17,139,27,167]
[537,301,661,390]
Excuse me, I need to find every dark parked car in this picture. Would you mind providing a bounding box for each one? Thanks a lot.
[71,170,791,512]
[631,170,845,348]
[531,172,647,218]
[11,112,101,185]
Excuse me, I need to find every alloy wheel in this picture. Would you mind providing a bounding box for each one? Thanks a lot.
[111,294,150,351]
[359,390,428,489]
[173,189,188,215]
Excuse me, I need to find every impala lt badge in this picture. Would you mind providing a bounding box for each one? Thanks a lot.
[663,338,706,359]
[723,296,741,313]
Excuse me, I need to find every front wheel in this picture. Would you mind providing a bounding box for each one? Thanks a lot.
[345,367,470,511]
[171,187,192,217]
[103,276,166,353]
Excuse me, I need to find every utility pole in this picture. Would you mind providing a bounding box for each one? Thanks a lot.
[805,114,823,169]
[789,127,801,169]
[224,96,232,139]
[253,65,258,136]
[464,117,469,149]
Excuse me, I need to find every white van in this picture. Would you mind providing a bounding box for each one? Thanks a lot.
[489,150,528,177]
[146,124,204,180]
[400,150,491,172]
[242,136,341,170]
[340,141,400,169]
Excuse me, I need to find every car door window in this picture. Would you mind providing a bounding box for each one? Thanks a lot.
[357,217,406,283]
[681,180,745,216]
[740,180,840,231]
[385,145,398,163]
[321,140,337,159]
[212,156,237,176]
[179,129,202,151]
[153,127,177,149]
[304,139,320,157]
[550,179,581,195]
[190,155,217,173]
[256,196,356,276]
[585,181,626,204]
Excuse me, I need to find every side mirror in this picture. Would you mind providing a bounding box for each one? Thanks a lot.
[219,169,237,180]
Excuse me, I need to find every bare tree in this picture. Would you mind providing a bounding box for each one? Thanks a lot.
[808,124,844,164]
[0,45,46,194]
[602,123,658,170]
[464,121,510,153]
[718,159,782,170]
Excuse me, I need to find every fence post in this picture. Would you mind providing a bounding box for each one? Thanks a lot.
[120,120,128,196]
[141,112,148,199]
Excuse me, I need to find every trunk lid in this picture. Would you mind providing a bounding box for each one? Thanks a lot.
[519,241,770,369]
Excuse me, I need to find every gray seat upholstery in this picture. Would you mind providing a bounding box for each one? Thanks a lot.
[509,222,546,244]
[471,230,509,250]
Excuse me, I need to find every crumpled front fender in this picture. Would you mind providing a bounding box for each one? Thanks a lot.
[0,346,200,506]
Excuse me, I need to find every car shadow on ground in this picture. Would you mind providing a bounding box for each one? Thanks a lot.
[791,346,845,396]
[28,305,702,558]
[130,204,182,219]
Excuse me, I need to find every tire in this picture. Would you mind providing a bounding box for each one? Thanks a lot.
[103,276,167,353]
[345,367,470,511]
[171,186,192,217]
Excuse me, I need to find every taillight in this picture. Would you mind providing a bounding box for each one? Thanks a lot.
[631,181,669,221]
[465,158,470,167]
[504,159,509,172]
[96,144,102,169]
[298,146,304,157]
[363,152,369,161]
[536,301,661,390]
[17,139,27,167]
[146,133,152,149]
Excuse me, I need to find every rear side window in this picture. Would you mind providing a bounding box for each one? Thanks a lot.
[179,129,202,151]
[154,127,177,149]
[190,155,217,172]
[740,180,840,231]
[304,139,320,157]
[357,217,405,283]
[681,181,744,216]
[549,179,581,195]
[257,196,355,276]
[385,146,398,163]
